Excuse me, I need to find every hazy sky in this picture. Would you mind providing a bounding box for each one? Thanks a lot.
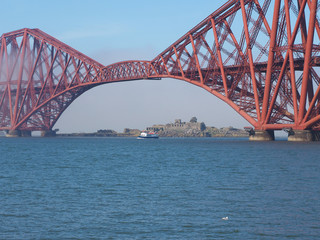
[0,0,250,133]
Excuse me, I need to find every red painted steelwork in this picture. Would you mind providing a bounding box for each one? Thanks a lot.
[0,0,320,132]
[0,28,104,131]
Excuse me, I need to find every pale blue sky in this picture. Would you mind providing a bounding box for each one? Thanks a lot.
[0,0,250,133]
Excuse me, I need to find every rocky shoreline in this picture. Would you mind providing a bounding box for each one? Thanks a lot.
[57,117,248,138]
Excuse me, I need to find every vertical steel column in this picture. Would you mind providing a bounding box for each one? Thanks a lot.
[284,0,299,123]
[211,18,229,97]
[261,0,281,123]
[189,34,204,84]
[173,47,185,79]
[0,39,6,112]
[240,0,261,122]
[298,0,318,123]
[13,30,28,126]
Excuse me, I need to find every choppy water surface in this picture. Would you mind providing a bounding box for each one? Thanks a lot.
[0,137,319,239]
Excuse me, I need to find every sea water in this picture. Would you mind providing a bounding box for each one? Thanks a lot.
[0,137,319,239]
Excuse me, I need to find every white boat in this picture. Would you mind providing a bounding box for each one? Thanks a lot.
[137,131,159,139]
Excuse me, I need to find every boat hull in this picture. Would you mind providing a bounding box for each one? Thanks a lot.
[137,135,159,139]
[138,131,159,139]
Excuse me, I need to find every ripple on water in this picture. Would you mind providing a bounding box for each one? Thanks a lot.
[0,137,320,239]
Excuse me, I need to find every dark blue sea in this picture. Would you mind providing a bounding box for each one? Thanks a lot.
[0,137,319,239]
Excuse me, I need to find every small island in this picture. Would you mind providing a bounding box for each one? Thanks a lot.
[57,117,248,138]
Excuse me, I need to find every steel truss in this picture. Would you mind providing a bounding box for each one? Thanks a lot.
[0,0,320,132]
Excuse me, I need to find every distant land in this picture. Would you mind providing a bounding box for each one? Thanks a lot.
[57,117,248,138]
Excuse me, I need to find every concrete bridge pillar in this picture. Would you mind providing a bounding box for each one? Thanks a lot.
[285,129,320,141]
[41,130,57,137]
[5,130,32,137]
[6,130,21,137]
[21,130,32,137]
[246,128,275,141]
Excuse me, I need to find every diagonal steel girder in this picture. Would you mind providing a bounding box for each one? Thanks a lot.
[0,0,320,132]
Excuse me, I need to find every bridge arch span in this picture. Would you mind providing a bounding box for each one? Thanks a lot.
[102,61,257,127]
[1,0,320,134]
[53,74,250,133]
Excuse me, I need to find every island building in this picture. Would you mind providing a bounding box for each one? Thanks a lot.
[147,118,205,133]
[145,117,247,137]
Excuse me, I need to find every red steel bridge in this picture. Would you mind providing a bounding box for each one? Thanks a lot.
[0,0,320,140]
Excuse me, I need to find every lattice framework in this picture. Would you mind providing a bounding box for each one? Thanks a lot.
[0,0,319,131]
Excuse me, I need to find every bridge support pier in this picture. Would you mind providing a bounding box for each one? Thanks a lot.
[286,129,320,142]
[6,130,21,137]
[21,130,32,137]
[41,130,57,137]
[248,129,275,141]
[5,130,31,137]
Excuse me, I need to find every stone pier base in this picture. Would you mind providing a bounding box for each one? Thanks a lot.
[21,130,32,137]
[5,130,32,137]
[287,130,320,142]
[6,130,21,137]
[41,130,57,137]
[248,130,275,141]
